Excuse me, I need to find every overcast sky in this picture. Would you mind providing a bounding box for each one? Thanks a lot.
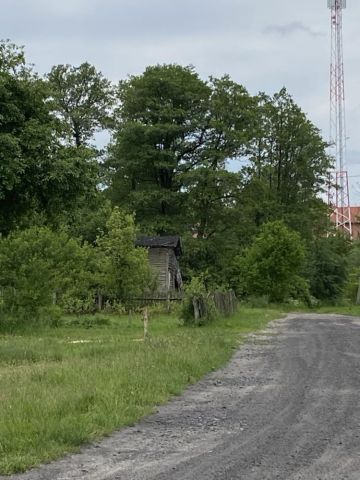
[2,0,360,202]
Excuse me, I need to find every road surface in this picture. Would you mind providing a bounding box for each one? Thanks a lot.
[4,314,360,480]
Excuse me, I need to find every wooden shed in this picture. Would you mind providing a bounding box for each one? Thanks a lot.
[135,235,183,299]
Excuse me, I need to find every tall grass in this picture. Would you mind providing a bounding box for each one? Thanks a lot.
[0,308,282,474]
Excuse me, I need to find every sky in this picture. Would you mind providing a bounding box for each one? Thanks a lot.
[2,0,360,202]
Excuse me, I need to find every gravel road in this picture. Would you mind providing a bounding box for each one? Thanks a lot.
[4,313,360,480]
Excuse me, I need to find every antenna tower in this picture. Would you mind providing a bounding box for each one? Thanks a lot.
[328,0,352,236]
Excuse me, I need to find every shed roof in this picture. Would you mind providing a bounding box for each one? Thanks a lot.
[135,235,182,257]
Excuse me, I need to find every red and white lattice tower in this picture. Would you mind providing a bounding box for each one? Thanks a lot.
[328,0,352,236]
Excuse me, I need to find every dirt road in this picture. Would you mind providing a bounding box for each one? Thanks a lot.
[5,314,360,480]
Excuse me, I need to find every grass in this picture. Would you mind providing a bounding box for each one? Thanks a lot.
[276,302,360,317]
[0,307,283,475]
[312,304,360,316]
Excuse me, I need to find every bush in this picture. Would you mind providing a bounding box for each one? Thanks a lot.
[244,295,270,308]
[180,277,218,326]
[306,235,350,302]
[64,314,111,328]
[61,293,97,315]
[0,227,92,329]
[232,220,307,303]
[96,208,153,309]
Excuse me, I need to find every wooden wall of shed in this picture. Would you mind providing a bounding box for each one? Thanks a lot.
[168,250,182,290]
[147,248,183,297]
[148,248,169,292]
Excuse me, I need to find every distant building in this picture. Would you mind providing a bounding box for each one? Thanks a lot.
[330,206,360,238]
[135,235,183,299]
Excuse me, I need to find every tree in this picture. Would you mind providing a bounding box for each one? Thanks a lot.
[307,235,351,302]
[0,227,93,328]
[232,220,307,302]
[244,88,332,239]
[107,66,255,239]
[344,239,360,303]
[0,42,100,234]
[108,64,211,233]
[96,208,152,304]
[0,39,29,76]
[47,62,114,147]
[182,76,255,239]
[0,66,51,232]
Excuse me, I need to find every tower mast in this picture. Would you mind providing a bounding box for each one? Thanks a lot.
[328,0,352,236]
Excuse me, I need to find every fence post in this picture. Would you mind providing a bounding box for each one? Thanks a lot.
[143,307,150,340]
[193,298,200,321]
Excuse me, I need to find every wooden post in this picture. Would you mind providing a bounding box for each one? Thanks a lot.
[166,291,171,314]
[97,292,103,311]
[128,309,133,328]
[193,298,200,321]
[143,307,150,340]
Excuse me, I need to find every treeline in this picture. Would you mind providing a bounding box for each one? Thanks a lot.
[0,40,359,327]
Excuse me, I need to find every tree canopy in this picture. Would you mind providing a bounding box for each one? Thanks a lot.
[0,42,352,326]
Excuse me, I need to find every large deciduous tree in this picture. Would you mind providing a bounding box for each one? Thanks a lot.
[108,64,211,233]
[244,88,332,238]
[47,62,114,147]
[107,65,254,237]
[0,42,99,234]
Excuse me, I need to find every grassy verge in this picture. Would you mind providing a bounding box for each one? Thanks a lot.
[276,303,360,317]
[0,308,282,475]
[312,305,360,316]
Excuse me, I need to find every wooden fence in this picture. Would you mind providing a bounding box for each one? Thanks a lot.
[192,290,237,321]
[212,290,237,316]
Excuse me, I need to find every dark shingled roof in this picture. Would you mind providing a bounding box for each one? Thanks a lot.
[135,235,182,257]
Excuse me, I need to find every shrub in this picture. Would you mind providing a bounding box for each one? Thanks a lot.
[232,220,307,303]
[306,235,350,302]
[96,208,153,308]
[0,227,92,329]
[180,277,218,326]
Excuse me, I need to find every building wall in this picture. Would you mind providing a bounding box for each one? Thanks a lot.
[147,248,183,298]
[148,248,169,293]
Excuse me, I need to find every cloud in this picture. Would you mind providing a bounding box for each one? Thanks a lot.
[263,21,324,37]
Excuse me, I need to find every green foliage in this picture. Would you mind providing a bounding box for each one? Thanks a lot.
[64,314,111,328]
[244,88,332,240]
[0,39,29,76]
[107,66,253,237]
[232,220,307,303]
[180,277,219,326]
[108,64,210,233]
[0,227,92,329]
[330,237,360,304]
[0,43,349,313]
[60,293,98,315]
[306,235,350,302]
[0,42,100,234]
[47,62,114,147]
[96,208,153,305]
